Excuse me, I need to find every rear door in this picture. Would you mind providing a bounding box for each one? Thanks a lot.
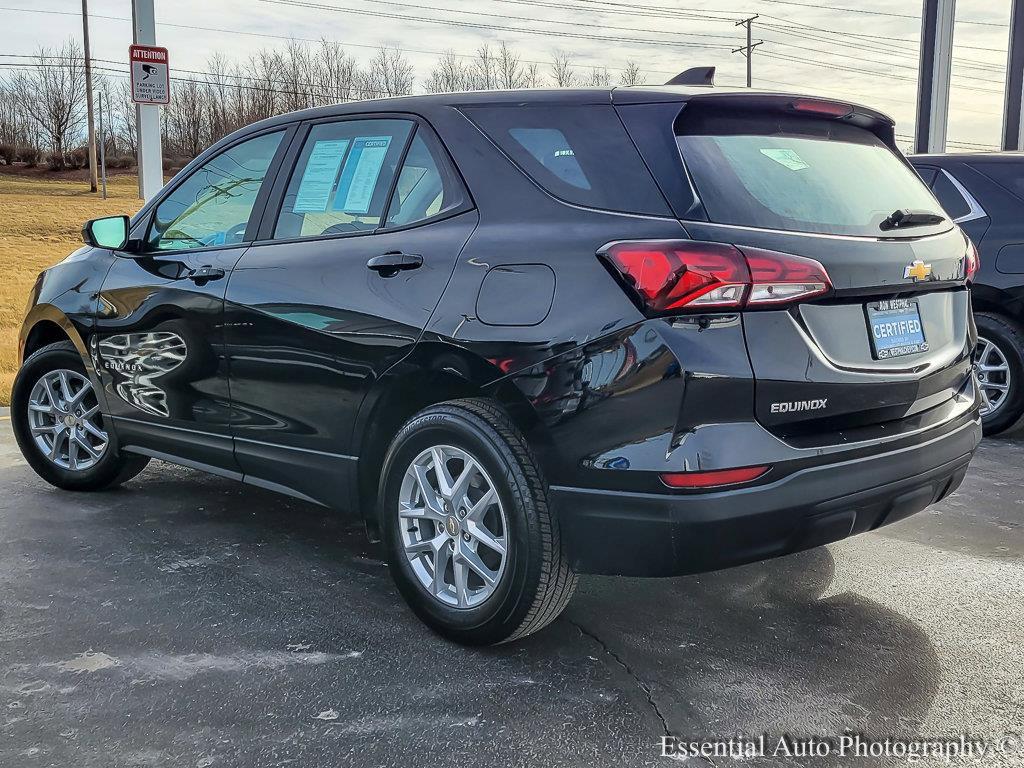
[622,96,975,438]
[224,114,476,508]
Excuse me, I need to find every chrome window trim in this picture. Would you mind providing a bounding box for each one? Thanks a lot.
[940,168,987,224]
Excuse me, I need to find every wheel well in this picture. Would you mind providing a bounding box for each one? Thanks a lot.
[22,320,71,362]
[356,364,545,540]
[971,288,1024,327]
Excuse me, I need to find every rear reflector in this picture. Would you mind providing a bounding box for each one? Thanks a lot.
[660,465,770,489]
[600,240,831,315]
[790,98,853,118]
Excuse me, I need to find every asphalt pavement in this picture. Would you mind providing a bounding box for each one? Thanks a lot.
[1,412,1022,767]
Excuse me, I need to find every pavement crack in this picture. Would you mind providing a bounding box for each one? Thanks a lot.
[569,619,671,738]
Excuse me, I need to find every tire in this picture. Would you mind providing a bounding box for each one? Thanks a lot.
[380,398,577,645]
[974,312,1024,436]
[11,341,150,491]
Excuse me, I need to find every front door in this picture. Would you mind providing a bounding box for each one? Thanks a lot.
[224,116,476,508]
[94,128,289,473]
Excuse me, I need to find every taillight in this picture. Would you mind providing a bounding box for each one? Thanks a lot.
[600,240,832,315]
[964,238,980,283]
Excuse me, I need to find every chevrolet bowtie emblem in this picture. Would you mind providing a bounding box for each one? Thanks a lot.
[904,260,933,281]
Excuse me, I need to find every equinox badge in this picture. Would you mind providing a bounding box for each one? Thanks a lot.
[770,399,828,414]
[904,259,933,281]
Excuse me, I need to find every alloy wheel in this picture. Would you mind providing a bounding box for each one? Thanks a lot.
[975,335,1012,418]
[398,444,509,609]
[27,369,108,471]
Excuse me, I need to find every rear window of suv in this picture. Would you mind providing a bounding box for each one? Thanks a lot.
[676,111,945,236]
[461,105,670,216]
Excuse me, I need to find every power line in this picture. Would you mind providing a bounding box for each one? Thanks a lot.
[0,4,723,79]
[257,0,734,50]
[755,0,1007,27]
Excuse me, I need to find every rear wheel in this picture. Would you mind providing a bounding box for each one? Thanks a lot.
[380,398,576,645]
[974,312,1024,435]
[11,342,150,491]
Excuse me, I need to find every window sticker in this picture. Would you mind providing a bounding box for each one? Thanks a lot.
[759,148,810,171]
[333,136,393,214]
[294,139,350,212]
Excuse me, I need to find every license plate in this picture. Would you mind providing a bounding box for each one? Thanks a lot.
[866,299,928,359]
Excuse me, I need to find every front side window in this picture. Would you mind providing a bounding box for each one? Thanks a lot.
[275,119,413,240]
[148,131,283,251]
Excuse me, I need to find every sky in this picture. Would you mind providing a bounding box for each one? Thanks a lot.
[3,0,1015,152]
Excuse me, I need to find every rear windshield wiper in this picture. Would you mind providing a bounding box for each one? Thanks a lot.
[879,208,946,231]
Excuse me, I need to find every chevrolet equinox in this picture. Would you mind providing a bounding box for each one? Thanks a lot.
[12,87,982,644]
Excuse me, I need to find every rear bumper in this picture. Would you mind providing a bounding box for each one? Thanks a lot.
[550,413,981,576]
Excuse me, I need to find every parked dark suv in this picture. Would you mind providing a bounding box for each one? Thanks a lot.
[910,152,1024,434]
[13,87,981,644]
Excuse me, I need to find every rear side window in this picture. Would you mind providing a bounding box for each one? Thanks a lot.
[677,112,945,236]
[930,171,972,220]
[384,129,466,228]
[462,105,670,216]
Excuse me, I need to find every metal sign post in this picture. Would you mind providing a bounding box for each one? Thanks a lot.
[131,0,164,202]
[97,88,107,199]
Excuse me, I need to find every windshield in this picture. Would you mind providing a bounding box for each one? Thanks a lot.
[678,132,947,237]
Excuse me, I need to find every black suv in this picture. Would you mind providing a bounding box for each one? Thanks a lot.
[13,88,981,644]
[910,152,1024,434]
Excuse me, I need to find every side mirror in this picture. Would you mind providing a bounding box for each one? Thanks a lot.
[82,215,130,250]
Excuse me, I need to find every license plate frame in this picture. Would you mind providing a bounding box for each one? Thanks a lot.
[865,298,929,360]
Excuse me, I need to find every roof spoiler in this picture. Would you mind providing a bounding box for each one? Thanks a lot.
[665,67,715,87]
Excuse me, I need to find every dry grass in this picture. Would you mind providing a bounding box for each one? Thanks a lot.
[0,173,143,405]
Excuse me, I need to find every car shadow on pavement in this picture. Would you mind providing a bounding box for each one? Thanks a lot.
[543,546,943,763]
[0,458,943,767]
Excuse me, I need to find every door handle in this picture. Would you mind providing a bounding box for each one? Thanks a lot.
[188,265,225,285]
[366,251,423,277]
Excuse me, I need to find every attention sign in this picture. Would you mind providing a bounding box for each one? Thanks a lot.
[130,44,170,105]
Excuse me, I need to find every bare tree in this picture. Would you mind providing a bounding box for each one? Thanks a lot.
[522,62,542,88]
[620,60,643,86]
[8,40,87,163]
[361,47,414,97]
[278,39,317,112]
[549,50,577,88]
[471,44,496,90]
[0,78,36,156]
[107,79,137,158]
[165,77,207,159]
[585,67,611,86]
[314,39,359,105]
[426,50,474,93]
[496,42,524,89]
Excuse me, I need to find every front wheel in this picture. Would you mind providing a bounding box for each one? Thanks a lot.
[11,341,150,491]
[380,398,576,645]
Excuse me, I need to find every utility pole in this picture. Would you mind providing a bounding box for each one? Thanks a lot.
[732,15,763,88]
[81,0,98,192]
